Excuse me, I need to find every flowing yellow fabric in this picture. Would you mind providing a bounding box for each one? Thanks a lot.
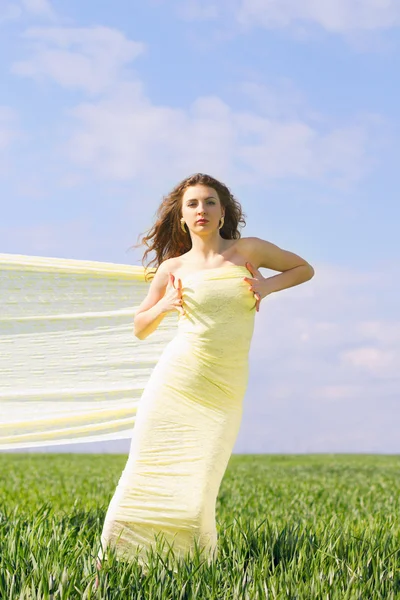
[97,264,256,570]
[0,253,176,450]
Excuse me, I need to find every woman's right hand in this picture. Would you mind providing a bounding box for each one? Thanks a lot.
[159,273,185,316]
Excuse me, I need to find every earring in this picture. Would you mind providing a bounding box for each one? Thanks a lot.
[180,218,187,233]
[219,215,225,230]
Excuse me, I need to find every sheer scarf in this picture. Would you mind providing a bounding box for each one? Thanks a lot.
[0,253,175,450]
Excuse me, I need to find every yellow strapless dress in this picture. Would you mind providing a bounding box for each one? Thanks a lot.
[97,264,256,571]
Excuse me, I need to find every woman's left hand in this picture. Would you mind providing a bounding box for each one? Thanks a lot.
[243,261,271,312]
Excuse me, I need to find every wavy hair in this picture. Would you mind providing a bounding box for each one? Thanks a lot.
[130,173,247,282]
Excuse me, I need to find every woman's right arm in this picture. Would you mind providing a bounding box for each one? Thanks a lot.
[133,259,183,340]
[133,260,174,340]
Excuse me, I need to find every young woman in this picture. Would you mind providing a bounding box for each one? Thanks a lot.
[95,172,314,586]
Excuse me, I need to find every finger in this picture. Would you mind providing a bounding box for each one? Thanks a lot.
[177,278,182,295]
[169,272,175,287]
[246,261,255,274]
[246,261,260,275]
[175,303,185,316]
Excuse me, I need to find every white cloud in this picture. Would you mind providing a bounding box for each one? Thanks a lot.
[62,86,384,188]
[238,79,312,121]
[235,0,400,33]
[356,320,400,345]
[21,0,54,18]
[234,111,379,186]
[176,0,219,21]
[12,26,146,94]
[168,0,400,44]
[0,0,55,22]
[340,346,398,376]
[11,25,388,187]
[309,384,365,401]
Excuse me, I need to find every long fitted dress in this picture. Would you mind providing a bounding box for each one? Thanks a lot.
[97,264,256,571]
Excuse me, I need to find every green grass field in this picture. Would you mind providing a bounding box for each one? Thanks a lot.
[0,453,399,599]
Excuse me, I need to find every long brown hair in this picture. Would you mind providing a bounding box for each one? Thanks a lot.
[130,173,247,282]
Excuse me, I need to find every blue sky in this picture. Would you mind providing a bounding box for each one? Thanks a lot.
[1,0,399,454]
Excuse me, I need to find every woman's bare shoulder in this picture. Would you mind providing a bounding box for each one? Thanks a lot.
[157,256,197,282]
[157,257,180,275]
[230,236,259,261]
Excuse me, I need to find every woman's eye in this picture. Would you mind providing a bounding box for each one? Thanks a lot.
[189,201,215,206]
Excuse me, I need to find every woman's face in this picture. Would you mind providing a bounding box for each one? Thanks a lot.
[181,184,224,233]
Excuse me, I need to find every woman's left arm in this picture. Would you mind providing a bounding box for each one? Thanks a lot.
[241,236,315,311]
